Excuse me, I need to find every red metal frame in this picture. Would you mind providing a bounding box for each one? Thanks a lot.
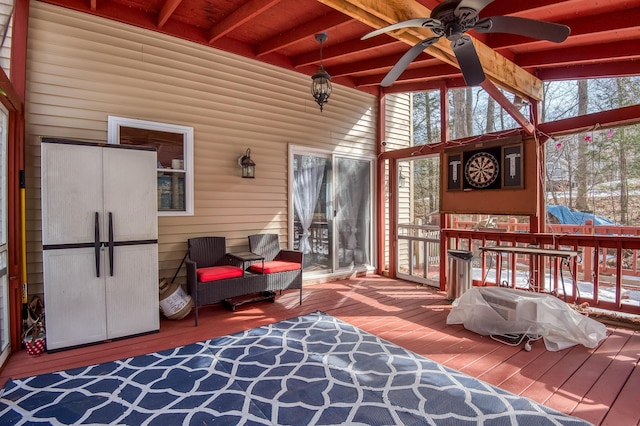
[7,0,28,352]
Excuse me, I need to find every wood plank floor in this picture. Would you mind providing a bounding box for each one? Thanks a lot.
[2,275,639,425]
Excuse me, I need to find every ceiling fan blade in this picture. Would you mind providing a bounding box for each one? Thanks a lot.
[451,35,485,86]
[361,18,441,40]
[474,16,570,43]
[381,37,441,87]
[455,0,494,16]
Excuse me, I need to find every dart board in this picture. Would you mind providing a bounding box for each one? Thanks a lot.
[464,151,499,189]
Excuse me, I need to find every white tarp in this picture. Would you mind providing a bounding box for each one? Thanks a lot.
[446,287,607,351]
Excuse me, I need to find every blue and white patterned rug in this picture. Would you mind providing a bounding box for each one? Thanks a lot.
[0,312,590,425]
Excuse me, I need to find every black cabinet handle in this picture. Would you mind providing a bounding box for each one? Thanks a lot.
[108,212,114,276]
[94,212,100,278]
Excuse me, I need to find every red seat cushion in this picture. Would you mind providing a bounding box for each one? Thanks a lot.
[197,265,243,282]
[249,261,301,274]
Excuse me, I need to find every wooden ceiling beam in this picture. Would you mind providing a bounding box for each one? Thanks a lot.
[256,11,351,57]
[486,8,640,50]
[479,80,535,134]
[381,77,467,94]
[328,53,440,77]
[517,40,640,69]
[208,0,282,44]
[293,35,401,67]
[157,0,183,28]
[535,60,640,81]
[537,104,640,137]
[355,63,461,86]
[318,0,544,101]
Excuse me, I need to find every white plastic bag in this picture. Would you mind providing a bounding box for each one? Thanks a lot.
[446,287,607,351]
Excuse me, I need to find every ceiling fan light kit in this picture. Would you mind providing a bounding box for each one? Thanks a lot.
[362,0,570,88]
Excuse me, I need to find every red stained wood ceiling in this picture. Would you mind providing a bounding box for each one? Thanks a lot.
[38,0,640,98]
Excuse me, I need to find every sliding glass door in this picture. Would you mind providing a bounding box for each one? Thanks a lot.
[292,152,333,272]
[335,157,371,269]
[290,147,373,276]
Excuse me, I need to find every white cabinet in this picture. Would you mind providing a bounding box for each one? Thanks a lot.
[42,139,159,350]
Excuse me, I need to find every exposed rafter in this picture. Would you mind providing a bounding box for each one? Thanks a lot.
[293,34,398,67]
[158,0,183,28]
[256,11,351,57]
[209,0,282,43]
[318,0,545,101]
[479,80,535,134]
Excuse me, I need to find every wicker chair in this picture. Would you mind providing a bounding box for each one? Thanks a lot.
[185,236,266,325]
[248,234,303,304]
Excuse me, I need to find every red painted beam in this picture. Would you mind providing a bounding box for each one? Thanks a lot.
[158,0,183,29]
[355,63,461,87]
[537,104,640,136]
[517,40,640,68]
[209,0,282,43]
[485,7,640,50]
[257,10,351,58]
[9,0,28,355]
[535,60,640,80]
[327,52,436,78]
[376,92,386,276]
[292,34,399,68]
[381,77,467,95]
[480,0,576,18]
[480,79,535,134]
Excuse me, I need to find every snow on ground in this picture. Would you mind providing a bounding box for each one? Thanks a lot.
[471,266,640,309]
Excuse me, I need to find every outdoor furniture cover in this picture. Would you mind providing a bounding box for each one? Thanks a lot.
[446,286,607,351]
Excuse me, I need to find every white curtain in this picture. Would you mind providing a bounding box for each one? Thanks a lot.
[293,157,325,254]
[336,158,370,266]
[337,159,364,250]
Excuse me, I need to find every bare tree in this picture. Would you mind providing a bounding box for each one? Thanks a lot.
[452,89,468,139]
[486,96,495,133]
[575,80,589,211]
[465,87,473,136]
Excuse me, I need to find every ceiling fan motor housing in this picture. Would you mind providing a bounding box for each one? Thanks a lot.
[431,0,479,41]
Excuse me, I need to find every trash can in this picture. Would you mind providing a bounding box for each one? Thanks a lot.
[447,249,473,301]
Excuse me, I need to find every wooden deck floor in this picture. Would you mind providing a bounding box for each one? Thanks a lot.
[2,275,639,425]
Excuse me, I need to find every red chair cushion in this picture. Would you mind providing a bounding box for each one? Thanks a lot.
[249,261,301,274]
[197,265,243,282]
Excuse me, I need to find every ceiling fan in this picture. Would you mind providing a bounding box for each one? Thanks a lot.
[361,0,570,87]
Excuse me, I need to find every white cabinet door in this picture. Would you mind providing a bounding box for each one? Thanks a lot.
[102,147,158,242]
[106,244,158,339]
[43,248,107,350]
[41,143,103,246]
[102,147,159,339]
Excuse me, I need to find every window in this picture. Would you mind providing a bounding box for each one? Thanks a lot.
[108,116,194,216]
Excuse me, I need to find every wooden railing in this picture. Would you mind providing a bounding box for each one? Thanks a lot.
[452,218,640,279]
[397,224,441,285]
[441,225,640,316]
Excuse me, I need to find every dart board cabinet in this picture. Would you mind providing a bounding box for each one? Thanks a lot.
[440,136,535,215]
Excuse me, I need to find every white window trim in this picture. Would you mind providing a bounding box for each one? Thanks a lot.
[107,116,194,216]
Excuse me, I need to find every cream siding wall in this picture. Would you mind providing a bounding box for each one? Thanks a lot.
[383,93,412,272]
[385,93,413,272]
[0,0,12,74]
[25,2,377,294]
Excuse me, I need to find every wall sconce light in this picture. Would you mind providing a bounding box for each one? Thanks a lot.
[239,148,255,178]
[311,32,332,112]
